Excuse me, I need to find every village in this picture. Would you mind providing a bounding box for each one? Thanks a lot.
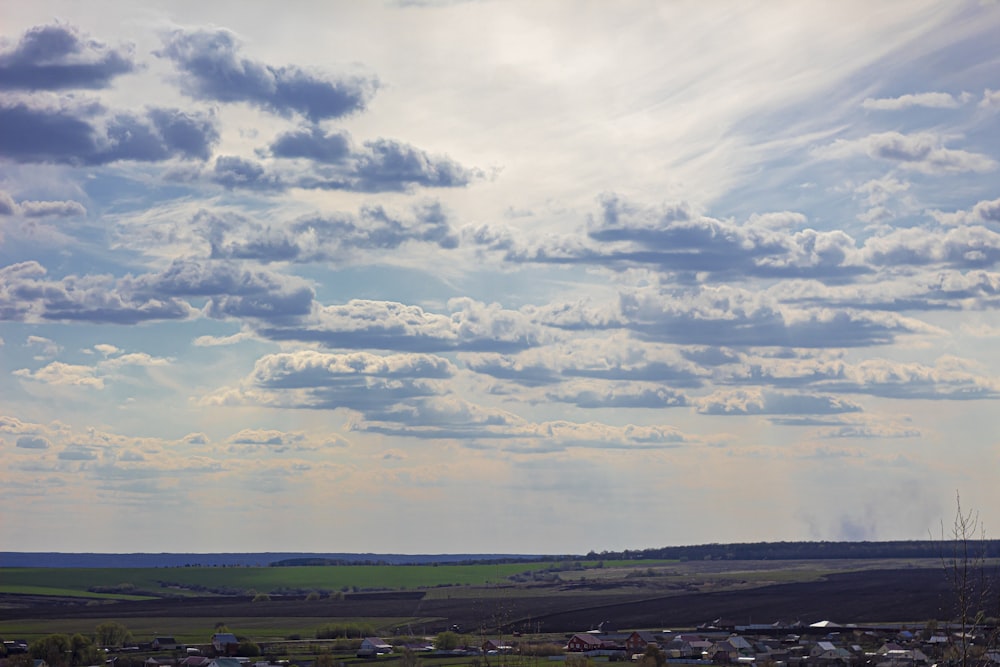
[3,619,994,667]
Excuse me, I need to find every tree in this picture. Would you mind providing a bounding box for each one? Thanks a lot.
[434,631,460,651]
[70,634,100,667]
[96,621,133,648]
[638,646,666,667]
[31,634,71,667]
[940,492,997,667]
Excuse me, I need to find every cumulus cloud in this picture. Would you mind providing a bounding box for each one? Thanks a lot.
[258,297,545,352]
[615,284,936,348]
[930,197,1000,227]
[695,388,863,415]
[470,194,866,281]
[157,28,377,121]
[0,102,218,165]
[862,92,961,110]
[0,191,86,218]
[0,261,195,324]
[816,131,996,173]
[15,435,51,449]
[13,361,103,387]
[546,380,689,409]
[267,126,351,162]
[719,354,1000,400]
[980,89,1000,109]
[210,350,455,411]
[205,201,458,263]
[0,24,135,90]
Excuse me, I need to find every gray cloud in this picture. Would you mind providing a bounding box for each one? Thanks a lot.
[257,298,545,353]
[547,381,689,409]
[158,28,377,121]
[0,24,135,90]
[206,201,458,262]
[0,258,311,325]
[211,350,455,412]
[696,389,863,415]
[469,194,867,282]
[268,126,351,162]
[816,131,996,174]
[0,191,85,218]
[0,103,218,165]
[15,435,51,449]
[210,156,283,190]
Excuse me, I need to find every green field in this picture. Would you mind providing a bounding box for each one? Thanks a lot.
[0,560,665,599]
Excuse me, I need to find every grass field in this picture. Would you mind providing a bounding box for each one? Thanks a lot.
[0,559,670,600]
[0,617,419,643]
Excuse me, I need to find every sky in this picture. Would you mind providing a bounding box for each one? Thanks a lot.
[2,1,1000,555]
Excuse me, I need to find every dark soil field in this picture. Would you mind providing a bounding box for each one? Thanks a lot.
[0,567,954,633]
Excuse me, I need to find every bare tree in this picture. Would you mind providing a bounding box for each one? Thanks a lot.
[940,492,995,667]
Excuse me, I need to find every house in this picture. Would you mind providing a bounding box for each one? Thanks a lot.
[357,638,393,658]
[180,656,212,667]
[482,639,513,653]
[567,634,605,652]
[211,634,239,656]
[153,637,179,650]
[624,632,658,654]
[207,658,242,667]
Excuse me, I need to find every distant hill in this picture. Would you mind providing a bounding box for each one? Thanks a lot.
[0,552,546,568]
[5,539,1000,568]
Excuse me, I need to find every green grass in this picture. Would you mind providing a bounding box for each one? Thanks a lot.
[0,584,154,600]
[0,560,667,599]
[0,617,421,644]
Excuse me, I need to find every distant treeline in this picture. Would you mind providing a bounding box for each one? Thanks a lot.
[586,540,1000,561]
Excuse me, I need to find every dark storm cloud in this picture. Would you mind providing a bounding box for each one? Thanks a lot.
[0,103,218,165]
[205,201,458,262]
[0,24,135,90]
[157,28,377,121]
[268,126,351,162]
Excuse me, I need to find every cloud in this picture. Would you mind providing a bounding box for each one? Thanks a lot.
[268,126,351,162]
[0,191,86,218]
[205,201,458,262]
[470,194,866,281]
[212,350,455,411]
[0,24,135,90]
[15,435,51,449]
[0,261,196,324]
[157,28,377,121]
[695,388,863,415]
[719,354,1000,400]
[210,156,283,191]
[13,361,103,388]
[816,131,996,174]
[0,102,218,165]
[613,284,937,348]
[57,445,98,460]
[930,197,1000,227]
[258,297,545,352]
[546,380,689,409]
[981,89,1000,109]
[862,92,961,110]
